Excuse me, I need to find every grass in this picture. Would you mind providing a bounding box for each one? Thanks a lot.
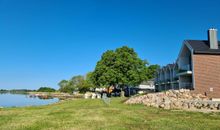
[0,98,220,130]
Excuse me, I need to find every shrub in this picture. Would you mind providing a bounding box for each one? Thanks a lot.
[37,87,56,92]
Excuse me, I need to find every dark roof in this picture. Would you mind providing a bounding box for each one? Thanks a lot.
[166,63,176,68]
[159,63,176,70]
[186,40,220,55]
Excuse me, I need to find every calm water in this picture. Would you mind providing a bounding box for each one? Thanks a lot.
[0,93,59,107]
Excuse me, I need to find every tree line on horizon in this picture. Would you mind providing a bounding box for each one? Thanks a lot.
[58,46,160,94]
[0,88,56,93]
[0,89,36,94]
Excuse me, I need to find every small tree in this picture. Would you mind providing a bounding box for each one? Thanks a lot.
[77,80,92,93]
[58,74,96,94]
[58,80,75,93]
[58,80,68,88]
[58,80,73,93]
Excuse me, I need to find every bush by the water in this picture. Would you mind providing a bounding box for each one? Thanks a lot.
[37,87,56,92]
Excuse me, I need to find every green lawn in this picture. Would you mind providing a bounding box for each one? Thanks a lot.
[0,98,220,130]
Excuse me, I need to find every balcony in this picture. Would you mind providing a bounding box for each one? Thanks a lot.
[165,79,171,84]
[171,79,179,83]
[177,64,192,76]
[173,76,179,80]
[179,64,191,71]
[180,82,193,89]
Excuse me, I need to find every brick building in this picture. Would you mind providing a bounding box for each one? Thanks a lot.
[155,29,220,98]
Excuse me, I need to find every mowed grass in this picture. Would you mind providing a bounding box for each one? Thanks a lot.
[0,98,220,130]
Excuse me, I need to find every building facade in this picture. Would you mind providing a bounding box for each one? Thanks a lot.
[155,29,220,98]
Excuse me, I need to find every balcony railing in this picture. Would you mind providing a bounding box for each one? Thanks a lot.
[173,76,179,80]
[181,82,192,88]
[179,64,191,72]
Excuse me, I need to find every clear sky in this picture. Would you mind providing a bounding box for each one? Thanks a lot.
[0,0,220,89]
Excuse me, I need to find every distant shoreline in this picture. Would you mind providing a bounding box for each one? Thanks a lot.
[28,92,84,100]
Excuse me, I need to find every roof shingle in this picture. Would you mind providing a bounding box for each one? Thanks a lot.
[186,40,220,55]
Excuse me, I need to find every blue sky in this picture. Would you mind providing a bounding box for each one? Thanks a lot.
[0,0,220,89]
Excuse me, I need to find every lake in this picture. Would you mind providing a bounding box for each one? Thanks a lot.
[0,93,59,107]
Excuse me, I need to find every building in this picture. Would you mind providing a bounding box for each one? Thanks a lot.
[155,63,179,91]
[136,80,155,92]
[155,29,220,98]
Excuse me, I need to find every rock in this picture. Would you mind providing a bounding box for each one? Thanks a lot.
[188,102,196,109]
[84,92,92,99]
[179,89,185,93]
[172,100,181,109]
[164,102,171,110]
[218,104,220,110]
[182,102,189,109]
[84,94,89,99]
[97,94,101,99]
[202,102,208,108]
[91,93,96,99]
[159,103,165,108]
[214,103,219,108]
[195,102,203,109]
[163,97,170,103]
[124,89,219,112]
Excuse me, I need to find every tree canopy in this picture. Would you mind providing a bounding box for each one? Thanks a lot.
[91,46,149,87]
[58,46,160,93]
[146,64,160,80]
[37,87,56,92]
[58,74,95,93]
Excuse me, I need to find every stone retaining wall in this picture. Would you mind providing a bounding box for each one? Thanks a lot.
[125,89,220,111]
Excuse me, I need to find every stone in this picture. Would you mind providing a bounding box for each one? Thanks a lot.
[196,102,202,109]
[173,101,182,108]
[159,103,165,108]
[124,89,219,112]
[202,102,208,108]
[164,101,171,110]
[182,102,189,109]
[84,94,89,99]
[218,104,220,110]
[179,89,185,93]
[96,94,101,99]
[91,93,96,99]
[214,103,219,108]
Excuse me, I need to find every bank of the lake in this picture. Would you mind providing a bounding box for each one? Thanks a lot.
[28,92,84,100]
[0,98,220,130]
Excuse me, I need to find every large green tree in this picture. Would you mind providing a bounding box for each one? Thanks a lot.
[146,64,160,79]
[91,46,148,87]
